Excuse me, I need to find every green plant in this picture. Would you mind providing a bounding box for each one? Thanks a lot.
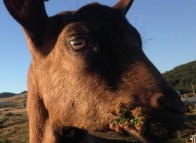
[114,105,133,124]
[114,105,146,132]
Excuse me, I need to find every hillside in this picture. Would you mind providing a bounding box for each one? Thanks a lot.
[163,60,196,94]
[0,92,28,143]
[0,92,16,98]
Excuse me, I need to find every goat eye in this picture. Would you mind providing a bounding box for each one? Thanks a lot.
[69,39,87,51]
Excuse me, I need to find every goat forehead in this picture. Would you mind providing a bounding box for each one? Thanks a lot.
[57,3,123,27]
[55,7,127,41]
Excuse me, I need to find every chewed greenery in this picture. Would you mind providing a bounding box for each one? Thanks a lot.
[113,105,175,137]
[114,105,133,124]
[114,105,146,132]
[113,105,188,141]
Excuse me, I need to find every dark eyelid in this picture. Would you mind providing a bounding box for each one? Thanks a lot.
[68,32,88,40]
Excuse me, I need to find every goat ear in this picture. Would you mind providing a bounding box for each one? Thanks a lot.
[3,0,48,45]
[113,0,134,15]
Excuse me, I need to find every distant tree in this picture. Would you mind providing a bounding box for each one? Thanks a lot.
[163,60,196,94]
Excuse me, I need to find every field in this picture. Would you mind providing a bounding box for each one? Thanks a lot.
[0,93,28,143]
[0,93,195,143]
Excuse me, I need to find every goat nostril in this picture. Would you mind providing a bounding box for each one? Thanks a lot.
[151,91,186,114]
[162,88,186,114]
[157,92,186,115]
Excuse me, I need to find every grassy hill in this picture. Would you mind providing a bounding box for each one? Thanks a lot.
[163,60,196,94]
[0,93,16,98]
[0,92,28,143]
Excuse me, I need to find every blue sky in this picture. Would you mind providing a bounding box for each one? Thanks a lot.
[0,0,195,93]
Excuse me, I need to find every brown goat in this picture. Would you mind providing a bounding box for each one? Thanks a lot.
[4,0,186,143]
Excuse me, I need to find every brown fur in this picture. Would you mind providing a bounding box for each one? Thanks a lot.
[4,0,186,143]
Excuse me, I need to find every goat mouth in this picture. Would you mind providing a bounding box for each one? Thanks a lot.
[108,106,184,143]
[108,122,175,143]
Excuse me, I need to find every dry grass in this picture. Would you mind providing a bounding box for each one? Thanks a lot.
[0,94,28,143]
